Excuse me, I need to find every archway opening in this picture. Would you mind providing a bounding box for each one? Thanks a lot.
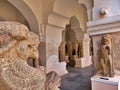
[0,0,30,28]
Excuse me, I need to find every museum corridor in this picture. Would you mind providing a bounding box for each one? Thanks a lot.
[60,65,95,90]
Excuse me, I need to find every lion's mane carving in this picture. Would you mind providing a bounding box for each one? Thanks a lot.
[0,21,45,90]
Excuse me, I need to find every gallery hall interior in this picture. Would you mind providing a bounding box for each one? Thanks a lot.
[0,0,120,90]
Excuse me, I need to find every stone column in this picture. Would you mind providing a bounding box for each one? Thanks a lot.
[80,34,92,68]
[82,38,90,57]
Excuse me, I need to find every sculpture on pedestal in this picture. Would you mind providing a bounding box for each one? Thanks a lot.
[98,34,114,77]
[65,24,77,66]
[59,16,92,68]
[58,42,69,63]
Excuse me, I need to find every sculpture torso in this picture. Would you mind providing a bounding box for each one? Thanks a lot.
[98,34,114,77]
[100,45,110,60]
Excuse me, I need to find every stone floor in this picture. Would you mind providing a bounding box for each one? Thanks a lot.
[60,65,95,90]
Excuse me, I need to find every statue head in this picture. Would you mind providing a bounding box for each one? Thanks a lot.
[16,32,40,60]
[0,21,40,61]
[0,21,46,90]
[102,34,112,45]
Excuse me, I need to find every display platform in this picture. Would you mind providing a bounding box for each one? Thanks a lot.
[91,74,120,90]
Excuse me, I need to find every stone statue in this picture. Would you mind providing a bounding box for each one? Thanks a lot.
[98,34,114,77]
[65,24,76,57]
[0,21,46,90]
[58,42,66,62]
[65,24,76,42]
[72,41,78,56]
[77,41,83,58]
[65,41,73,58]
[46,71,61,90]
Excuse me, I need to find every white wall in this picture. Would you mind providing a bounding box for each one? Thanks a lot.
[93,0,120,20]
[46,24,63,59]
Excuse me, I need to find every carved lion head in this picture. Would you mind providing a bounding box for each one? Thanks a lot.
[0,21,40,61]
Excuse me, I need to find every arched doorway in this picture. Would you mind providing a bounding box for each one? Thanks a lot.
[0,0,42,66]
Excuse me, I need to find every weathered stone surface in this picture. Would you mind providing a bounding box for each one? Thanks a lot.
[92,35,103,71]
[61,23,92,68]
[58,42,66,62]
[112,33,120,70]
[46,71,61,90]
[92,33,120,75]
[98,34,114,77]
[0,21,46,90]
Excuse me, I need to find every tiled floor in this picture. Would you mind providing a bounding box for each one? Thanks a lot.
[60,65,95,90]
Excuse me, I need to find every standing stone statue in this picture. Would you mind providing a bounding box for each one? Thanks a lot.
[98,34,114,77]
[77,41,83,58]
[66,41,73,58]
[72,41,78,56]
[65,24,76,43]
[58,42,66,62]
[65,24,76,57]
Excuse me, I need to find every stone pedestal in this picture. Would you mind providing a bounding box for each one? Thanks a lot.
[74,56,92,68]
[81,56,92,68]
[75,58,81,68]
[74,35,92,68]
[91,74,119,90]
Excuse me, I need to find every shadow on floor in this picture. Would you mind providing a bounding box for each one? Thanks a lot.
[60,64,96,90]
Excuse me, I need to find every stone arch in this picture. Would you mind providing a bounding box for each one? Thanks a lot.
[70,16,81,30]
[0,0,30,28]
[8,0,39,34]
[78,0,94,20]
[80,4,87,10]
[51,0,88,32]
[70,16,84,39]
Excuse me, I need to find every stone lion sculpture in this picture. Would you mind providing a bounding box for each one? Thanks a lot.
[98,34,114,77]
[46,71,61,90]
[0,21,46,90]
